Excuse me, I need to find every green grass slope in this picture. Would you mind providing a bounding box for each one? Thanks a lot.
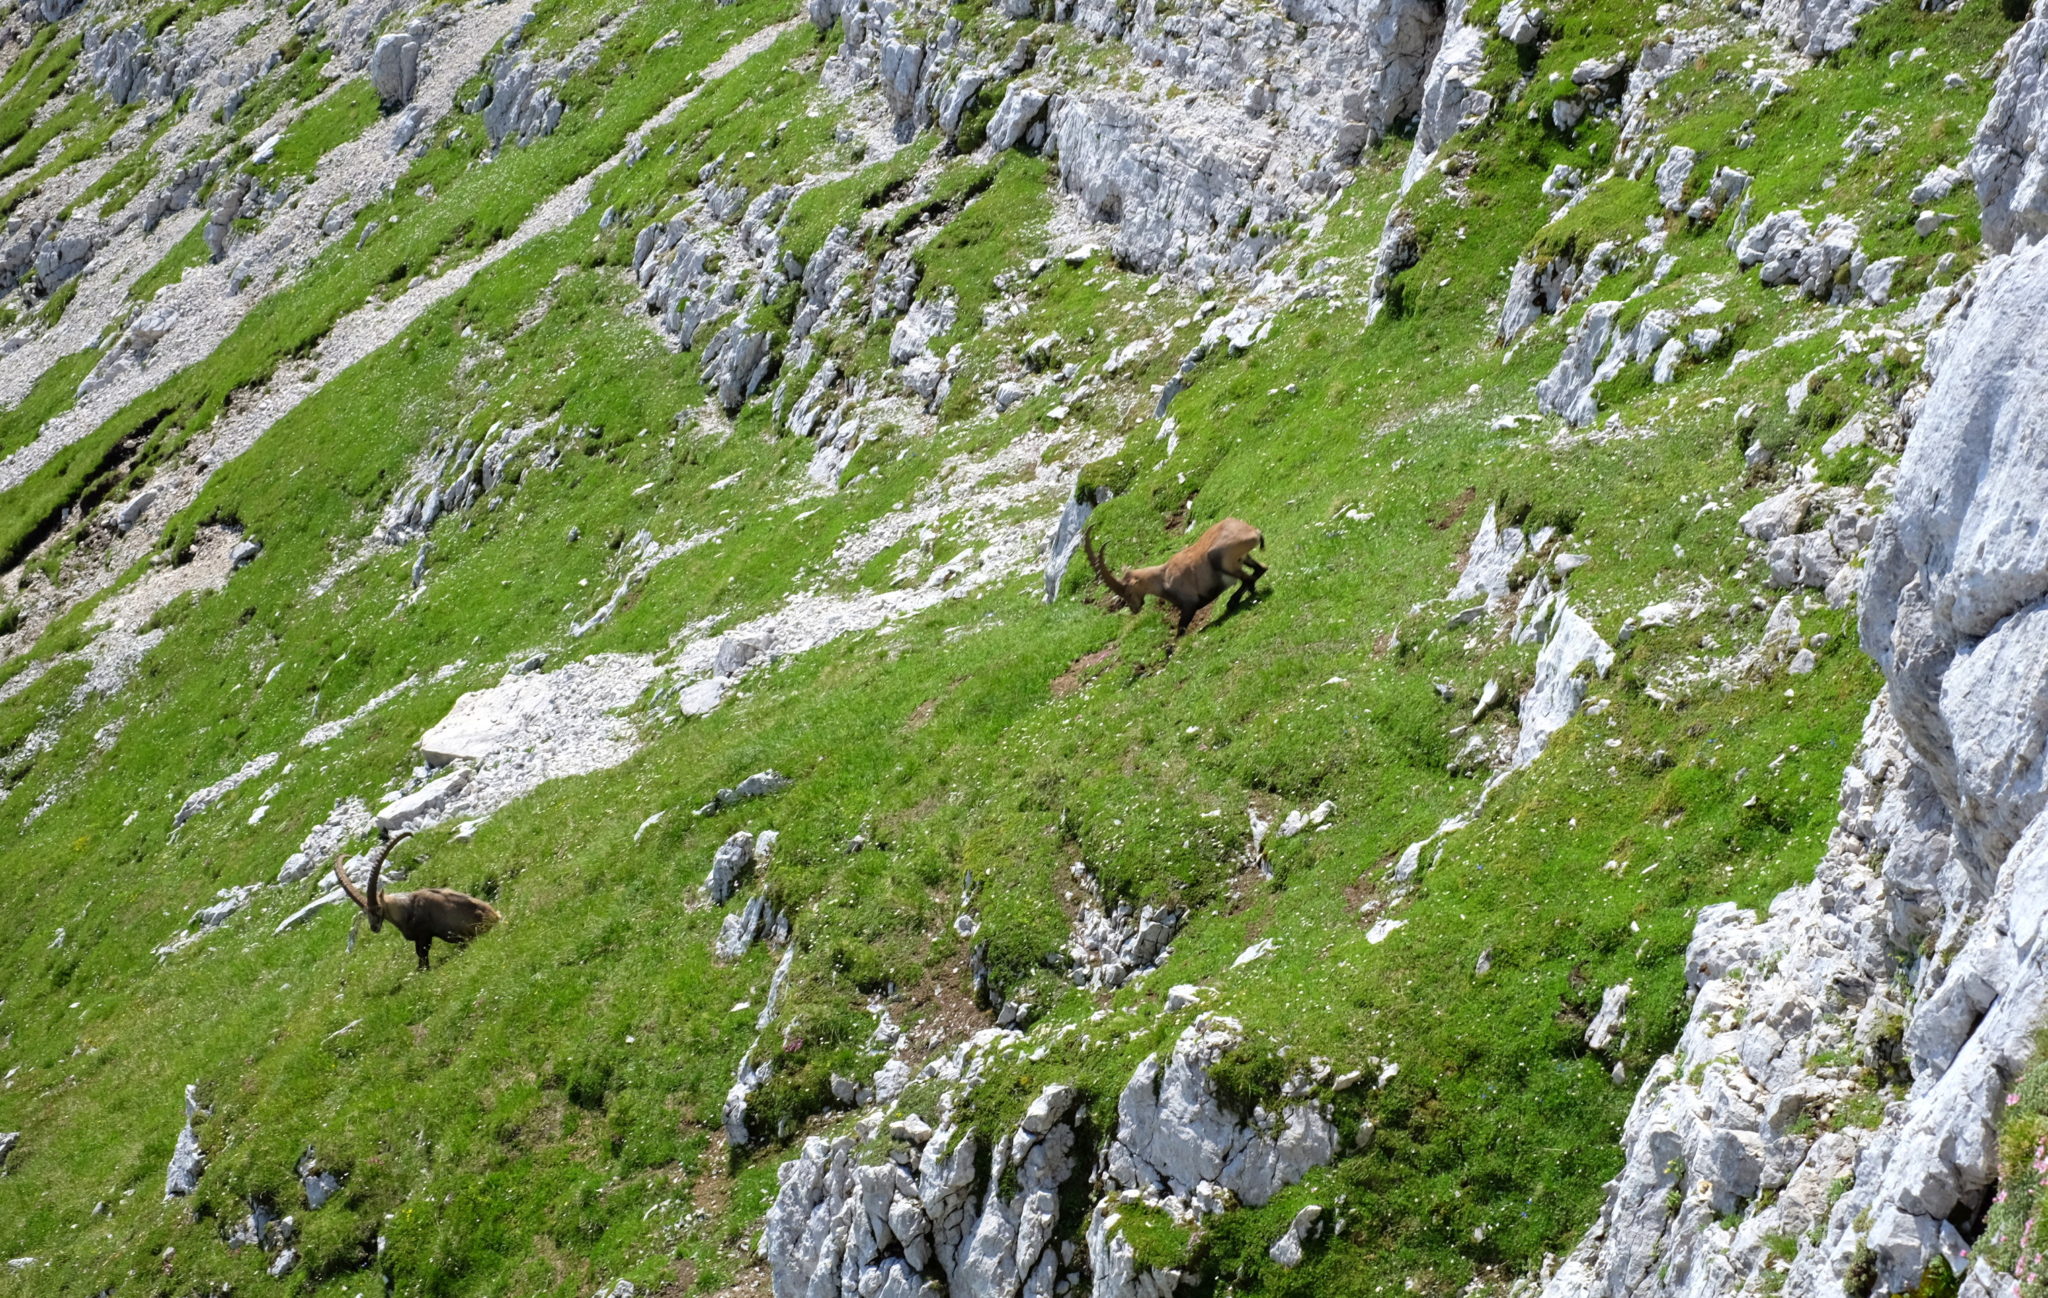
[0,0,2012,1294]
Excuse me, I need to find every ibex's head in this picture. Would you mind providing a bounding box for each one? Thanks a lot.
[1082,528,1140,612]
[335,832,412,932]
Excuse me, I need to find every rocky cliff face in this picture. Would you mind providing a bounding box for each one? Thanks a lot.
[762,1016,1339,1298]
[1539,34,2048,1294]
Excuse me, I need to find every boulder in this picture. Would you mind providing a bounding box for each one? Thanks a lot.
[1514,599,1613,767]
[1498,0,1544,45]
[367,33,420,106]
[1536,300,1624,425]
[1654,146,1697,213]
[164,1085,207,1199]
[707,831,755,903]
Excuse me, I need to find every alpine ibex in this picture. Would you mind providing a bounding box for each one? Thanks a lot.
[334,832,500,971]
[1083,517,1267,634]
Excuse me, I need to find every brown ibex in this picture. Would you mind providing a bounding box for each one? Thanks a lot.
[1083,517,1267,634]
[334,832,500,971]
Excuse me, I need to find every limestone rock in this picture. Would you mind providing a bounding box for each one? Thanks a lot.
[1735,210,1881,304]
[368,33,420,106]
[1498,1,1544,45]
[204,174,252,264]
[1101,1015,1337,1210]
[164,1085,207,1199]
[1043,494,1097,602]
[1762,0,1882,56]
[714,631,775,679]
[987,81,1053,152]
[1654,146,1697,213]
[480,56,565,147]
[1401,5,1493,191]
[701,325,779,412]
[1514,598,1613,768]
[1910,164,1969,207]
[1499,254,1577,344]
[890,292,956,365]
[1267,1204,1322,1268]
[375,767,471,831]
[722,1051,773,1146]
[1064,865,1178,990]
[1972,16,2048,255]
[300,1157,341,1209]
[1546,227,2048,1298]
[761,1071,1083,1298]
[174,752,280,827]
[1536,300,1624,426]
[1449,503,1527,608]
[715,893,789,960]
[707,831,756,903]
[1584,982,1630,1052]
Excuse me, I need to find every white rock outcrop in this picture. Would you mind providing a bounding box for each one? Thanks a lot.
[1762,0,1882,57]
[1101,1016,1337,1211]
[761,1084,1084,1298]
[813,0,1458,276]
[1536,300,1624,426]
[368,32,421,106]
[1449,503,1527,608]
[1064,866,1178,990]
[1513,598,1613,768]
[1542,230,2048,1298]
[173,752,281,827]
[758,1016,1333,1298]
[1972,16,2048,255]
[707,831,757,904]
[164,1085,207,1199]
[1402,0,1493,191]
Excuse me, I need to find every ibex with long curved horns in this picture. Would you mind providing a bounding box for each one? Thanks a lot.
[1083,517,1267,635]
[334,832,500,971]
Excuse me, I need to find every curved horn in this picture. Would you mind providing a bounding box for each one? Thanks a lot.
[365,831,413,914]
[333,852,372,914]
[1082,528,1134,610]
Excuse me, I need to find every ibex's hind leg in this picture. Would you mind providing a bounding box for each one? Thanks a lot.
[416,939,432,971]
[1241,557,1267,594]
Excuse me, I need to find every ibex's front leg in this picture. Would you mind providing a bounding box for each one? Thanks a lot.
[415,938,432,971]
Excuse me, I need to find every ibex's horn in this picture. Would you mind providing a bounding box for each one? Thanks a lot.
[365,831,413,913]
[333,853,372,914]
[1083,528,1133,610]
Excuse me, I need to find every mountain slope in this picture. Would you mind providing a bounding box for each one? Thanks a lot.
[0,0,2041,1295]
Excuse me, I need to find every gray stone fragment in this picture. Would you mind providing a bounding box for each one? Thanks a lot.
[1655,146,1697,213]
[164,1085,207,1199]
[1536,300,1624,426]
[707,831,755,903]
[1268,1204,1323,1268]
[368,33,420,106]
[1498,0,1544,45]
